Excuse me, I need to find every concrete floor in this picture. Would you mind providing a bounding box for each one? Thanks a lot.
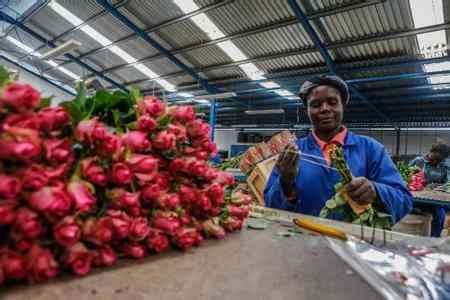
[0,220,381,300]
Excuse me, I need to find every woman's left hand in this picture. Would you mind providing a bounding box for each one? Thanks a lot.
[345,177,377,205]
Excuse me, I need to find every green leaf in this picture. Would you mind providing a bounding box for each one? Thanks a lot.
[0,65,11,88]
[334,194,346,206]
[319,208,329,218]
[83,96,96,119]
[112,109,120,127]
[157,115,173,130]
[37,97,52,109]
[325,199,337,209]
[60,101,83,125]
[74,82,87,108]
[129,87,141,104]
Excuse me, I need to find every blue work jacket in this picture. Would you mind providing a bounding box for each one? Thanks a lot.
[264,131,412,224]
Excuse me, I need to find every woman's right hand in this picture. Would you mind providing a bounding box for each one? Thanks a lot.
[276,143,299,196]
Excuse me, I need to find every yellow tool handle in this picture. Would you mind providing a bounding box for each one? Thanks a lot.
[293,218,348,241]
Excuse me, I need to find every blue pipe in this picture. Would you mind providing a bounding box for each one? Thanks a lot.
[0,11,128,92]
[0,54,76,96]
[94,0,246,107]
[209,99,217,141]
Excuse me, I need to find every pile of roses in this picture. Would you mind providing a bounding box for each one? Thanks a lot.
[0,75,251,285]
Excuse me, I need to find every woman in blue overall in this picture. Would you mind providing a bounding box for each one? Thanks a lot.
[410,142,449,236]
[264,75,412,226]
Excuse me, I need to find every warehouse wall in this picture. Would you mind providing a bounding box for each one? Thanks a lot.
[215,130,238,151]
[1,59,73,103]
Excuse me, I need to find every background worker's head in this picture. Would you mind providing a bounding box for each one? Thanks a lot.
[299,76,349,134]
[426,141,449,167]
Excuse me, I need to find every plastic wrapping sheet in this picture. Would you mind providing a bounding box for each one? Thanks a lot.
[329,236,450,300]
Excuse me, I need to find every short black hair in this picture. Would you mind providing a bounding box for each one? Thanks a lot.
[430,141,449,159]
[298,75,350,107]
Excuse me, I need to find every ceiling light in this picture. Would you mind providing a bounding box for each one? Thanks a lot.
[286,96,300,100]
[48,0,83,26]
[217,40,247,61]
[41,39,81,60]
[80,25,112,47]
[260,81,280,89]
[155,78,176,92]
[194,99,210,105]
[178,92,193,98]
[274,89,295,97]
[6,36,41,57]
[172,0,199,14]
[191,13,225,39]
[245,109,285,115]
[193,92,236,100]
[109,45,137,64]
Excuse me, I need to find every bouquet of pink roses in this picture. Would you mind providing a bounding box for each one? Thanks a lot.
[0,66,251,285]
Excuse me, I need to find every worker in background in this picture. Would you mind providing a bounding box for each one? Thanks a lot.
[409,142,449,237]
[264,75,412,225]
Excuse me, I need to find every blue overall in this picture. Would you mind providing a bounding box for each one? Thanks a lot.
[264,131,412,225]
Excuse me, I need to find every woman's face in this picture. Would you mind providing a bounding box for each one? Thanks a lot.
[426,151,443,167]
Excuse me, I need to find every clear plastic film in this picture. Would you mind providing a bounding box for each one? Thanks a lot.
[328,236,450,300]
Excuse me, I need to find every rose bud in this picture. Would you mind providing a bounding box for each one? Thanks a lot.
[0,174,21,200]
[127,154,159,173]
[142,183,164,203]
[53,216,81,248]
[106,210,131,240]
[10,232,34,253]
[187,159,209,178]
[80,157,108,187]
[13,208,43,239]
[198,193,212,213]
[187,119,210,138]
[43,138,73,164]
[155,193,180,210]
[0,127,41,162]
[65,243,94,276]
[206,183,225,206]
[2,113,40,131]
[74,118,107,145]
[0,82,40,112]
[173,228,201,250]
[152,212,181,236]
[204,168,219,181]
[227,205,250,220]
[169,158,188,173]
[83,217,113,246]
[231,191,253,205]
[153,130,176,151]
[202,219,226,239]
[179,210,192,226]
[195,150,209,161]
[97,132,121,157]
[129,217,150,241]
[1,252,27,280]
[110,163,132,185]
[37,107,70,133]
[122,243,147,259]
[94,246,117,267]
[122,131,151,153]
[167,124,188,143]
[0,201,16,225]
[28,183,72,218]
[20,164,49,190]
[146,229,170,253]
[178,185,197,206]
[215,171,235,186]
[169,105,195,123]
[137,115,157,132]
[136,96,166,117]
[222,216,243,232]
[67,181,96,213]
[25,244,59,284]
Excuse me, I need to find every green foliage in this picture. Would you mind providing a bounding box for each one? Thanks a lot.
[0,65,11,89]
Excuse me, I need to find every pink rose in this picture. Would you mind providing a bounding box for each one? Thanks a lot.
[83,217,113,246]
[37,107,70,133]
[108,189,141,214]
[231,191,253,205]
[11,236,33,253]
[129,217,150,241]
[136,96,166,117]
[179,185,198,206]
[169,105,195,123]
[67,181,96,213]
[167,123,188,143]
[110,163,133,185]
[206,183,225,206]
[173,228,202,250]
[97,132,121,157]
[43,138,73,164]
[204,168,219,181]
[1,251,27,280]
[20,164,49,190]
[13,208,43,239]
[187,120,210,138]
[2,113,40,131]
[25,244,59,284]
[0,174,21,200]
[152,212,181,236]
[202,219,226,239]
[146,229,170,253]
[179,210,192,226]
[142,183,164,203]
[127,154,159,174]
[197,193,212,213]
[153,130,176,151]
[107,210,131,240]
[65,243,94,276]
[0,201,16,225]
[43,163,72,181]
[222,216,243,232]
[195,150,209,161]
[227,205,250,220]
[169,158,188,173]
[28,183,72,218]
[187,159,209,178]
[0,127,41,162]
[122,243,147,259]
[53,216,81,248]
[74,118,107,145]
[0,82,40,112]
[80,157,108,187]
[137,115,157,132]
[94,246,117,267]
[122,131,151,153]
[156,193,180,210]
[215,171,235,186]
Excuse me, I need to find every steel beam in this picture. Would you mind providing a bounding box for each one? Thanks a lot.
[209,99,217,141]
[0,54,76,96]
[0,11,128,92]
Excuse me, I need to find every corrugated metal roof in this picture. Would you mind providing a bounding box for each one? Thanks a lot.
[25,6,73,38]
[122,0,185,27]
[254,53,325,73]
[182,45,232,68]
[56,0,104,20]
[155,19,211,49]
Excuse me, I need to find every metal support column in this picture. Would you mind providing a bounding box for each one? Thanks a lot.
[210,99,217,141]
[395,127,401,157]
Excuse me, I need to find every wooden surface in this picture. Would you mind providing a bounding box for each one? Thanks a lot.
[1,214,382,300]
